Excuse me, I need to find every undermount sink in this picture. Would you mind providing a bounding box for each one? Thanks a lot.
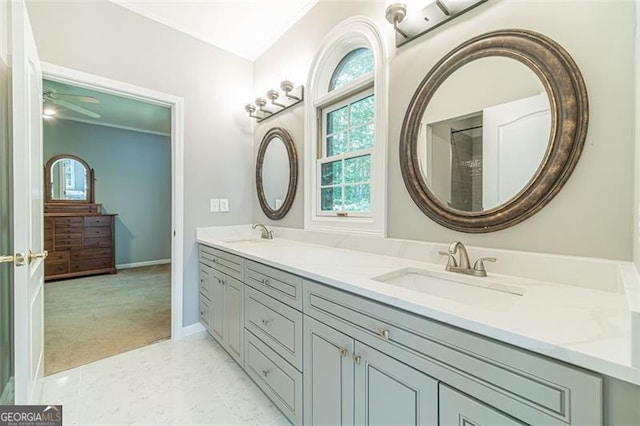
[372,267,526,311]
[221,238,271,244]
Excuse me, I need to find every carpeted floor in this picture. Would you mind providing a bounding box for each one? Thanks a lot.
[44,264,171,375]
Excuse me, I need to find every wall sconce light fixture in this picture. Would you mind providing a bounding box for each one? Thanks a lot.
[385,0,487,47]
[245,80,304,123]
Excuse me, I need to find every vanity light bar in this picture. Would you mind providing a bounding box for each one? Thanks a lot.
[244,80,304,123]
[386,0,488,47]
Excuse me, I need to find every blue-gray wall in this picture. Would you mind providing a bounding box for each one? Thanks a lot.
[44,119,171,266]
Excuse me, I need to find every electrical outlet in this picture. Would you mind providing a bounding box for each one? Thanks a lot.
[210,198,220,212]
[220,198,229,212]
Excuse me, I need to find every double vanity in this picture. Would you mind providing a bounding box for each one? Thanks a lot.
[196,226,639,426]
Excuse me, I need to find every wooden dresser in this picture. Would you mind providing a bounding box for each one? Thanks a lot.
[44,205,117,281]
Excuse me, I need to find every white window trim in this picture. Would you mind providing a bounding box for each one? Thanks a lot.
[304,16,388,236]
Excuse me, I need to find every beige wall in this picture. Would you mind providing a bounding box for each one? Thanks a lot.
[254,0,636,261]
[25,0,255,326]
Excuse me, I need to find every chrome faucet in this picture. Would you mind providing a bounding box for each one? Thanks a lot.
[252,223,273,240]
[438,241,496,277]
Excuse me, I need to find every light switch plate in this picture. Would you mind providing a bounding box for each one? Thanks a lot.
[210,198,220,212]
[220,198,229,212]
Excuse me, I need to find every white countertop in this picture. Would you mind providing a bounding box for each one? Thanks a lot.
[197,227,640,386]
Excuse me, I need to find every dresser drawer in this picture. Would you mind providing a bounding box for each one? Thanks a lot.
[54,231,82,240]
[54,239,82,251]
[199,245,243,281]
[244,330,302,425]
[245,286,303,370]
[54,217,83,226]
[70,258,113,272]
[84,216,111,227]
[245,260,302,310]
[303,280,603,425]
[45,261,69,276]
[47,251,69,263]
[199,296,211,331]
[84,226,111,238]
[70,248,112,261]
[84,237,112,249]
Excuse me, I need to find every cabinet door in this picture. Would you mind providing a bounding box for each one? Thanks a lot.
[211,272,225,344]
[440,384,526,426]
[304,316,355,426]
[225,276,244,365]
[354,342,438,426]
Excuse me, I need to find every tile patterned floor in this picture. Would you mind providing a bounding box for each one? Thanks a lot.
[41,332,291,425]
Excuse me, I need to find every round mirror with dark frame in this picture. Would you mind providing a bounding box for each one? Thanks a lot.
[44,154,95,203]
[400,29,588,233]
[256,127,298,220]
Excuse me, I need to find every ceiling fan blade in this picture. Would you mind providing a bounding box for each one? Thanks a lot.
[54,93,100,104]
[53,99,102,119]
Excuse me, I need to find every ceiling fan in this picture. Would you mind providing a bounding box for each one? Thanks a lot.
[43,88,102,119]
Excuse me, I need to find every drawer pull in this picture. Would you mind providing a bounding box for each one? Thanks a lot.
[339,348,348,357]
[212,258,218,263]
[200,310,204,316]
[200,279,204,283]
[378,329,390,340]
[261,319,270,326]
[352,355,361,365]
[262,369,270,378]
[261,278,269,285]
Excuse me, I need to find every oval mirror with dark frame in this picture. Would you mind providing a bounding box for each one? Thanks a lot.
[399,29,588,233]
[256,127,298,220]
[45,154,95,203]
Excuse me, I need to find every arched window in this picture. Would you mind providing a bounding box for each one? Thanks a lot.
[305,18,388,235]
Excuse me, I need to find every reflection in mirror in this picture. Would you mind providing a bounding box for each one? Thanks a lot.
[419,57,550,212]
[50,158,88,201]
[262,137,290,210]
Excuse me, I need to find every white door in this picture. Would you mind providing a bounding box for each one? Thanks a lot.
[482,92,551,210]
[11,0,46,404]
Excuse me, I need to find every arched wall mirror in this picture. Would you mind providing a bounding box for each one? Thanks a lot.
[400,29,588,232]
[45,154,95,203]
[256,127,298,220]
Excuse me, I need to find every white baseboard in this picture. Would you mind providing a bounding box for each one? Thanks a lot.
[116,259,171,269]
[182,322,206,337]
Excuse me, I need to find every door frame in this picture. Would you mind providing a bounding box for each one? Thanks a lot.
[41,62,185,338]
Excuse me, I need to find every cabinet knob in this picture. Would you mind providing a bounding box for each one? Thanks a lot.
[261,319,270,326]
[339,348,348,357]
[262,369,270,378]
[378,329,390,340]
[352,355,361,365]
[200,279,204,283]
[261,278,269,285]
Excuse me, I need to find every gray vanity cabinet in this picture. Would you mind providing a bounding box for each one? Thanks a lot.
[439,384,525,426]
[303,316,355,425]
[199,245,245,365]
[303,316,438,426]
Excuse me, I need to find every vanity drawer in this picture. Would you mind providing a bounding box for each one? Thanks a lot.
[245,286,303,370]
[199,245,243,281]
[70,258,113,272]
[199,296,211,331]
[303,279,603,426]
[70,248,112,261]
[84,226,111,238]
[84,236,112,249]
[244,329,302,425]
[84,216,111,227]
[47,251,69,263]
[54,231,82,240]
[245,260,302,310]
[198,265,212,300]
[440,384,525,426]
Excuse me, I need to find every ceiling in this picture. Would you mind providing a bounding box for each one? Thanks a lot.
[110,0,319,61]
[43,79,172,135]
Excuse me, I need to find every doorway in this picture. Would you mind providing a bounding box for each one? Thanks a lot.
[41,63,185,373]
